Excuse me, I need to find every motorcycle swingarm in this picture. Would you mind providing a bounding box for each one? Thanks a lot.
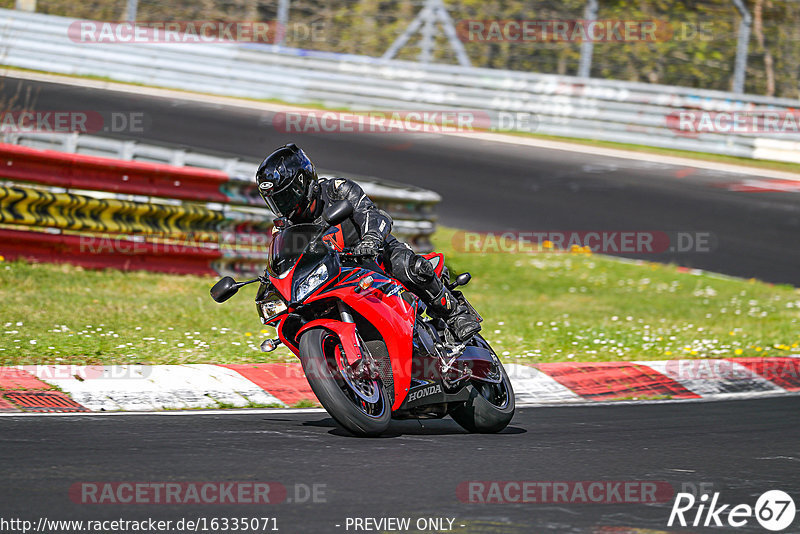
[449,345,503,384]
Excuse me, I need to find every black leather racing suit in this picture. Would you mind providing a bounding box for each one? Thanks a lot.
[288,177,457,318]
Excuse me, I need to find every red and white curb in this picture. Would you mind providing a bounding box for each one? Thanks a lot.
[0,357,798,413]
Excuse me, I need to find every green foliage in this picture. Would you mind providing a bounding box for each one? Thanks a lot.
[17,0,800,97]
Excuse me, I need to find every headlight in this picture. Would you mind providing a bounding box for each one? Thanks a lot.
[296,263,329,301]
[259,293,288,323]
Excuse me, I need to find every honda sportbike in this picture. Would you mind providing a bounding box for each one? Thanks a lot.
[210,201,514,437]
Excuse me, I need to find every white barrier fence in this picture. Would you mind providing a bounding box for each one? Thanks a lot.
[1,8,799,164]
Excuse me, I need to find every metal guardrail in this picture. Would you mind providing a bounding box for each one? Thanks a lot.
[0,8,799,164]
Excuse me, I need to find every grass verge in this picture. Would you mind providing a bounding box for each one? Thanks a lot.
[0,228,798,365]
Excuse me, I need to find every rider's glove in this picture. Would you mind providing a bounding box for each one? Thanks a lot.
[354,232,383,258]
[271,217,288,235]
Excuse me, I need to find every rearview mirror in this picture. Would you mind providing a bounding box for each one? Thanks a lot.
[448,272,471,290]
[455,272,471,286]
[323,200,353,227]
[210,276,239,303]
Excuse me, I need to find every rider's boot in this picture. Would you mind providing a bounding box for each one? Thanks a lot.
[424,284,481,343]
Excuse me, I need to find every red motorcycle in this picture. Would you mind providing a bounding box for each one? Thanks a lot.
[211,201,514,437]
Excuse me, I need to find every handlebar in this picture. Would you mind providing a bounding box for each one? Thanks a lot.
[339,249,378,260]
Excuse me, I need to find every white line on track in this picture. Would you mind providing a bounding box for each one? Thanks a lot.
[1,391,797,417]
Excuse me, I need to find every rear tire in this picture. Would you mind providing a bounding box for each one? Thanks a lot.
[299,328,391,437]
[450,359,515,434]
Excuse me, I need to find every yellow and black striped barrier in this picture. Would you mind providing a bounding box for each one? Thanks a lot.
[0,185,268,238]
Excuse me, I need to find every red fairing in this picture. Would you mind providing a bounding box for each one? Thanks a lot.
[269,266,295,302]
[303,270,416,410]
[276,321,299,354]
[322,224,346,251]
[421,252,445,278]
[297,319,362,366]
[269,263,299,353]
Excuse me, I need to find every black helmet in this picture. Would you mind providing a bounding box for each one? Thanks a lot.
[255,143,318,218]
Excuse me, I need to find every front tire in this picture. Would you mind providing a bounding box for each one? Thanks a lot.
[450,357,515,433]
[299,328,391,437]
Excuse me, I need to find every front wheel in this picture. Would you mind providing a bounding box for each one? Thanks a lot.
[299,328,391,437]
[450,356,515,434]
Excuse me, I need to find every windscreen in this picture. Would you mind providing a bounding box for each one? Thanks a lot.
[267,223,327,277]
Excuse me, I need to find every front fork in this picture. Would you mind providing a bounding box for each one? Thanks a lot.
[337,302,379,380]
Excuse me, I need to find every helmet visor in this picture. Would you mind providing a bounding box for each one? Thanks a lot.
[261,177,306,217]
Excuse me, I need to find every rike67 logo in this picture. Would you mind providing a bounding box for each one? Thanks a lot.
[668,490,796,531]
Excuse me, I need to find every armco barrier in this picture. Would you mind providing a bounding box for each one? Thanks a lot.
[0,144,231,203]
[1,9,799,162]
[0,228,222,276]
[0,184,267,236]
[0,142,440,276]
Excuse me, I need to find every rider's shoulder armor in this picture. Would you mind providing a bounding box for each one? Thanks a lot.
[320,177,357,202]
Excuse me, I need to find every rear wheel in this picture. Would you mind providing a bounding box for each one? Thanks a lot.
[299,328,391,437]
[450,346,515,433]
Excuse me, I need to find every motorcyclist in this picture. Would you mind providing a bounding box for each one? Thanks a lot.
[255,143,481,342]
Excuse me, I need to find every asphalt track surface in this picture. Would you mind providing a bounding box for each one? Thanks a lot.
[1,397,799,533]
[3,77,800,285]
